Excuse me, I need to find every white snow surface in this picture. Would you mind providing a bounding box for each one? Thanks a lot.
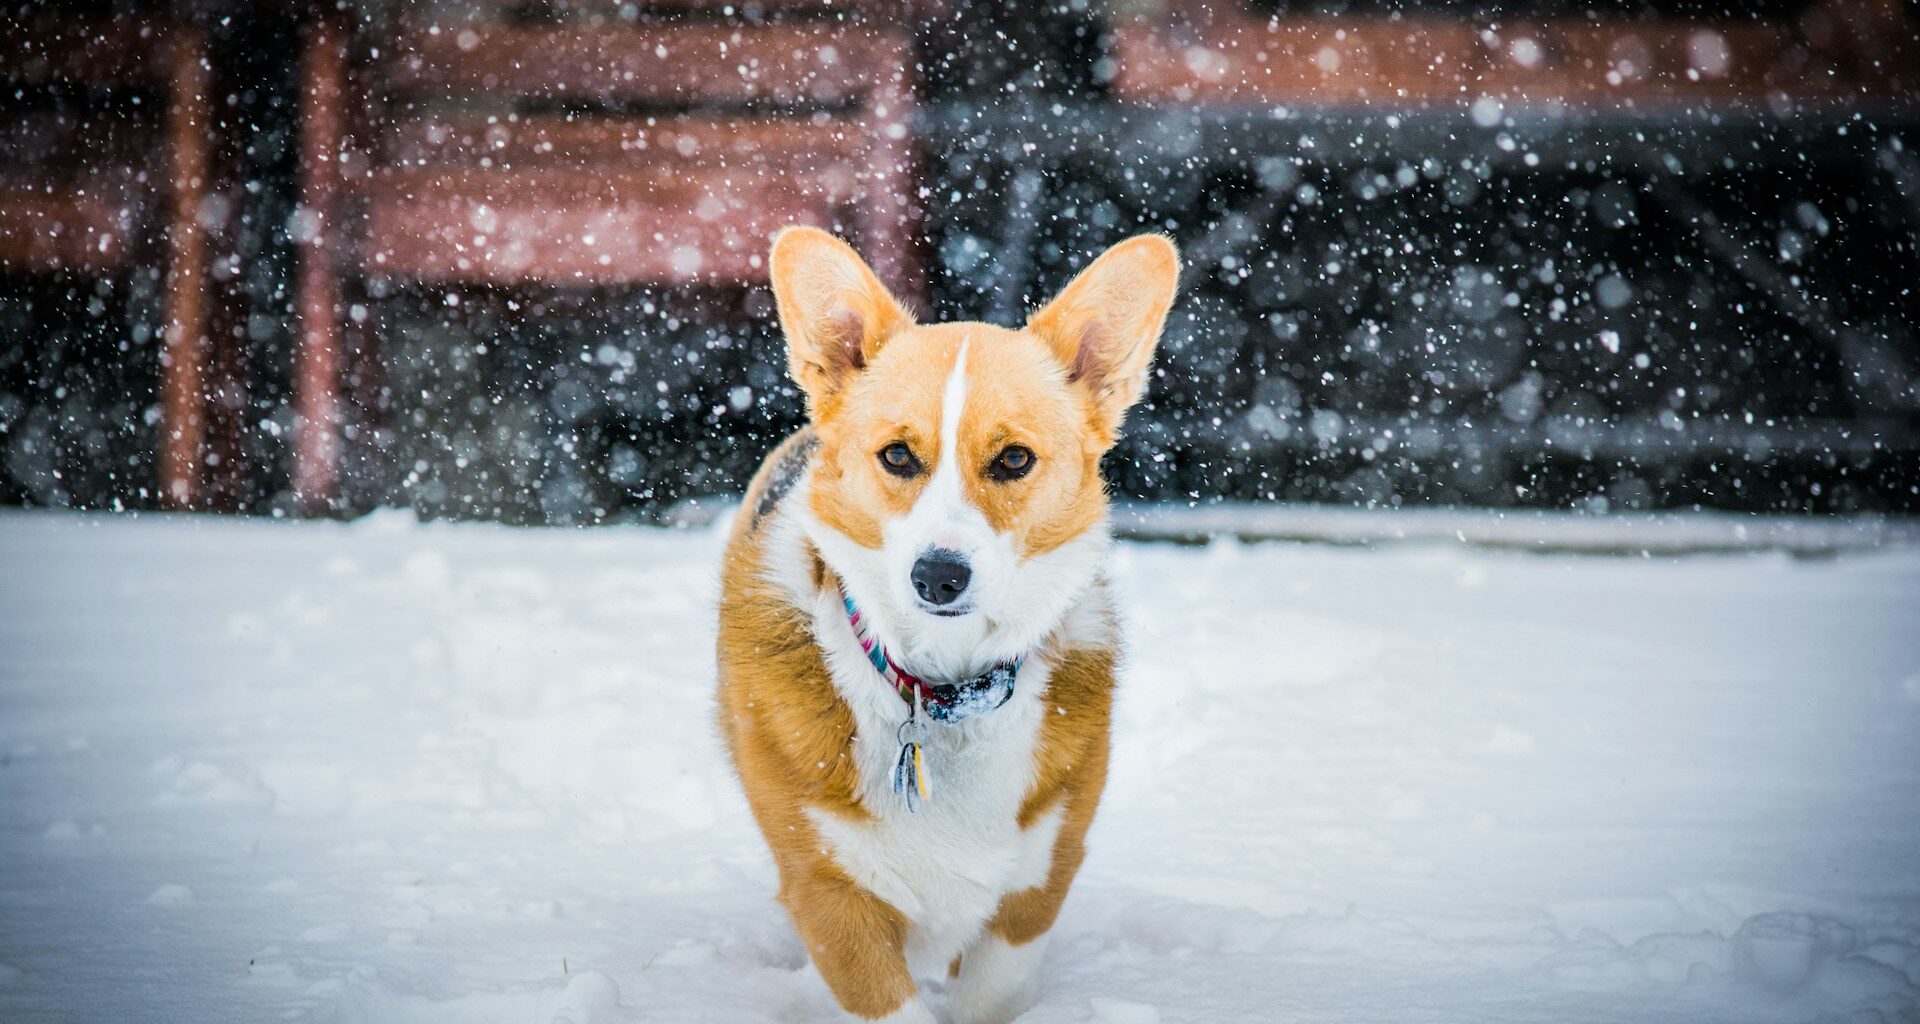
[2,510,1919,1023]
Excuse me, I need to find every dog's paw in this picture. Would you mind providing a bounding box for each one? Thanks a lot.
[861,997,938,1024]
[947,933,1047,1024]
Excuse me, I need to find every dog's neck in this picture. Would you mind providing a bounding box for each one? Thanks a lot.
[839,587,1021,723]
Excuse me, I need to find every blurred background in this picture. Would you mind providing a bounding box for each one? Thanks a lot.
[3,0,1917,525]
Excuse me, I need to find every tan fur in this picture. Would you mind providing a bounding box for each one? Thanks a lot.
[806,323,1115,563]
[718,227,1178,1019]
[720,431,910,1013]
[989,644,1115,944]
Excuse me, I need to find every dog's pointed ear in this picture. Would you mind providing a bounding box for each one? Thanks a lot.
[769,227,914,416]
[1027,234,1180,441]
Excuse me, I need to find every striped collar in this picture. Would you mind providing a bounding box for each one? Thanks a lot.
[841,594,1020,724]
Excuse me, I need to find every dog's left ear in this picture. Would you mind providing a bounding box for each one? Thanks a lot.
[1027,234,1180,441]
[769,226,914,417]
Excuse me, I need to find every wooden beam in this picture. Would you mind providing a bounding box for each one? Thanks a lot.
[294,16,346,515]
[158,26,211,510]
[360,167,831,286]
[379,115,859,170]
[0,191,133,274]
[1110,12,1918,109]
[1113,17,1481,107]
[381,22,898,105]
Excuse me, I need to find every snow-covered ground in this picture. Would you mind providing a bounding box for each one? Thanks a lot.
[2,510,1918,1024]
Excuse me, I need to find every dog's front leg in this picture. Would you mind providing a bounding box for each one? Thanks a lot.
[947,847,1078,1024]
[946,929,1049,1024]
[950,776,1102,1024]
[784,865,932,1023]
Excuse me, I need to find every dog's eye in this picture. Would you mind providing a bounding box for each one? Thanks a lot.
[878,442,921,478]
[988,445,1035,482]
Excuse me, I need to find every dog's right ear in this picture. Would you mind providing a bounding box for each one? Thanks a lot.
[769,227,914,417]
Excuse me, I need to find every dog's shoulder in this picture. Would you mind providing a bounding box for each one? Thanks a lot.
[718,426,866,817]
[723,424,829,612]
[1020,639,1118,825]
[736,426,820,538]
[720,424,825,647]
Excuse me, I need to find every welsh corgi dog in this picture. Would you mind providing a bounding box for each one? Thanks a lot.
[717,226,1180,1023]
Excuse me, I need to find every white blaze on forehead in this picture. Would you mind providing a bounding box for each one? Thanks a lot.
[938,339,970,472]
[921,339,971,522]
[891,339,982,557]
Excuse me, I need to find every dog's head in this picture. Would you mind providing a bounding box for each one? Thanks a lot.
[771,227,1179,675]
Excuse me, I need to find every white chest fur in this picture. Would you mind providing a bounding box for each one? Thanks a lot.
[803,585,1067,976]
[757,469,1111,979]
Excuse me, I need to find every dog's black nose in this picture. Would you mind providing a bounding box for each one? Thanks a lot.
[910,549,972,607]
